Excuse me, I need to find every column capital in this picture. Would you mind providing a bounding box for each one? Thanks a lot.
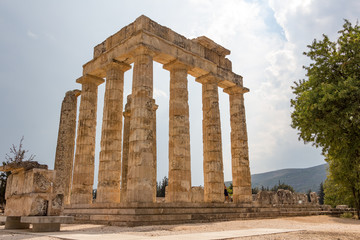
[163,60,191,71]
[102,59,131,72]
[195,73,220,84]
[76,74,104,86]
[223,86,250,95]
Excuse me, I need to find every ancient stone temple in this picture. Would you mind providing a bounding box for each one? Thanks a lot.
[55,15,251,207]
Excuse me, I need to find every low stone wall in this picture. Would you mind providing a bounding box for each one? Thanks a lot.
[253,190,319,205]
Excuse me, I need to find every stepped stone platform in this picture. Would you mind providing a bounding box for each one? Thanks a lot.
[64,202,341,227]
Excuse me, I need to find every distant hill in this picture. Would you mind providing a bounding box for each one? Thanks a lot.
[226,163,328,193]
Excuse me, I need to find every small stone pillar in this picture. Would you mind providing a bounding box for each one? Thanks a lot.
[126,47,156,203]
[196,73,224,203]
[164,61,191,202]
[120,95,131,203]
[97,61,131,203]
[224,86,251,203]
[54,89,81,205]
[71,74,104,204]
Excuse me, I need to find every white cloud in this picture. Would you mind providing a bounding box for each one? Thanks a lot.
[27,30,38,39]
[154,88,168,98]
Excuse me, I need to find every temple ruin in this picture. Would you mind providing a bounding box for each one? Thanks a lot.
[55,15,251,206]
[52,16,335,226]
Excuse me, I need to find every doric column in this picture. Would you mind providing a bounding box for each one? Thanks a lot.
[54,89,81,205]
[163,61,191,202]
[97,61,131,203]
[126,47,155,203]
[224,86,252,203]
[196,73,224,203]
[120,95,131,203]
[71,74,104,204]
[152,99,158,202]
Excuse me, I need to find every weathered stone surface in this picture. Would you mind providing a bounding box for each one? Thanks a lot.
[224,86,251,203]
[97,61,131,203]
[151,99,158,203]
[71,75,104,204]
[5,194,49,216]
[164,61,191,203]
[254,190,316,206]
[126,47,155,203]
[67,16,255,207]
[88,16,242,89]
[3,168,62,216]
[0,161,47,173]
[5,169,55,198]
[310,192,319,204]
[191,187,204,203]
[197,73,224,203]
[54,90,80,205]
[120,95,131,203]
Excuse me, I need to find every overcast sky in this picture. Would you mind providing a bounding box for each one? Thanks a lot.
[0,0,359,187]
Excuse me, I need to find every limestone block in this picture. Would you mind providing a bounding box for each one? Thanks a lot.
[191,187,204,203]
[255,191,278,205]
[5,193,49,216]
[6,169,55,199]
[310,192,319,205]
[48,194,64,216]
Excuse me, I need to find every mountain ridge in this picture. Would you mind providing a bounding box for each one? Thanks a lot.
[226,163,328,193]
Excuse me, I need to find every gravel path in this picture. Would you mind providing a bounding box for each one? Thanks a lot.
[1,215,359,239]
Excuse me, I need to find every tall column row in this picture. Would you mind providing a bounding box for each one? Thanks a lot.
[66,56,251,205]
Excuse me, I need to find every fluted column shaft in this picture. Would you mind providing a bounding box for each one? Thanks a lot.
[97,62,131,203]
[54,89,81,205]
[164,61,191,202]
[127,48,155,203]
[120,95,131,203]
[197,73,224,203]
[224,86,251,203]
[71,75,104,204]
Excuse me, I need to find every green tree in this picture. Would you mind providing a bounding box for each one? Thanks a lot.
[291,20,360,218]
[270,181,295,192]
[227,183,233,195]
[318,182,325,205]
[324,176,354,208]
[156,176,168,197]
[252,187,260,194]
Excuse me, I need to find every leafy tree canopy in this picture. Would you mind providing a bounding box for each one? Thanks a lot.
[291,20,360,218]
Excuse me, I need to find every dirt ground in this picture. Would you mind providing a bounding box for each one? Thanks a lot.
[1,215,359,239]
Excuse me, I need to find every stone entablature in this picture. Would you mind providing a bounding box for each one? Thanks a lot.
[85,15,242,89]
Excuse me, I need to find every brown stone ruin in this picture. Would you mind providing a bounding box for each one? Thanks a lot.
[2,15,346,228]
[57,15,252,206]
